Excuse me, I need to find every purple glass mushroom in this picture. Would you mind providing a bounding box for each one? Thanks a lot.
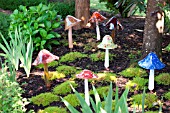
[138,52,165,91]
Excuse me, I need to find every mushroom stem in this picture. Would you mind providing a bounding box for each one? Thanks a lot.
[111,30,115,42]
[68,27,73,49]
[96,20,100,41]
[43,63,50,87]
[84,78,90,106]
[104,49,109,69]
[148,69,154,91]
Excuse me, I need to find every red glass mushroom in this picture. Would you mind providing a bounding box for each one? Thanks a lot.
[76,69,97,106]
[32,49,59,88]
[88,11,107,41]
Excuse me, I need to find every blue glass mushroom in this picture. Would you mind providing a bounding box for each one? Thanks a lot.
[138,52,165,91]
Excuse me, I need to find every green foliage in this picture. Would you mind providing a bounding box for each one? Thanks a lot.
[53,81,78,95]
[89,51,116,62]
[49,71,65,80]
[119,67,147,78]
[101,100,115,111]
[155,73,170,85]
[131,93,158,109]
[63,93,84,107]
[9,3,61,51]
[0,12,10,42]
[145,111,159,113]
[83,41,99,52]
[59,52,87,63]
[31,92,60,107]
[38,106,68,113]
[53,1,75,19]
[164,92,170,100]
[96,72,117,82]
[0,66,28,112]
[56,65,77,76]
[0,0,47,10]
[35,61,59,69]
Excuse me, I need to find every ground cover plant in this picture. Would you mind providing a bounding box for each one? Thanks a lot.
[0,0,170,113]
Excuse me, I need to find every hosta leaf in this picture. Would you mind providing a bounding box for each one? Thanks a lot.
[40,29,47,38]
[52,22,60,28]
[46,34,55,39]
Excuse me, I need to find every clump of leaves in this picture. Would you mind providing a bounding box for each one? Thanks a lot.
[53,81,78,95]
[35,61,59,69]
[59,52,87,63]
[30,92,60,106]
[63,93,84,107]
[56,65,77,77]
[164,92,170,100]
[96,72,117,82]
[131,93,158,109]
[38,106,68,113]
[119,67,147,78]
[155,73,170,85]
[89,51,116,62]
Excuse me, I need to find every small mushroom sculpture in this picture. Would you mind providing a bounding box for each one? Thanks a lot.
[65,15,81,50]
[76,69,98,106]
[89,11,107,41]
[104,16,123,42]
[138,52,165,92]
[98,35,117,70]
[32,49,59,88]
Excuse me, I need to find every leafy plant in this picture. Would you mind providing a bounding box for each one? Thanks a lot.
[56,65,77,77]
[59,52,87,63]
[164,91,170,100]
[31,92,60,106]
[38,106,68,113]
[9,3,61,51]
[155,73,170,85]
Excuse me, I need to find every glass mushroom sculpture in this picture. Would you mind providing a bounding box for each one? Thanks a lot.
[98,35,117,70]
[76,69,98,106]
[138,52,165,92]
[88,11,107,41]
[32,49,59,88]
[65,15,81,50]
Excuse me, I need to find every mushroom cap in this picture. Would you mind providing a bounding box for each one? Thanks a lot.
[105,16,123,30]
[32,49,59,65]
[98,35,117,49]
[76,69,98,79]
[65,15,81,30]
[138,52,165,70]
[89,11,107,23]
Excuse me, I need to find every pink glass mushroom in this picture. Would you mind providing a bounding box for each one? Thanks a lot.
[65,15,81,50]
[76,69,98,106]
[32,49,59,88]
[88,11,107,41]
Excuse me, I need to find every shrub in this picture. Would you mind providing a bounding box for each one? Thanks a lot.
[56,65,77,76]
[38,106,68,113]
[30,92,60,106]
[53,81,78,95]
[0,12,10,42]
[59,52,87,63]
[155,73,170,85]
[9,3,61,51]
[119,67,147,78]
[0,0,47,10]
[164,92,170,100]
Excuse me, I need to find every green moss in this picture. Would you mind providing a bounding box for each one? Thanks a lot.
[49,71,65,80]
[164,92,170,100]
[119,67,147,78]
[59,52,87,63]
[83,41,99,52]
[155,73,170,85]
[56,65,77,76]
[63,93,84,107]
[131,93,158,109]
[38,106,68,113]
[53,81,78,95]
[31,92,60,107]
[35,61,59,69]
[96,72,117,82]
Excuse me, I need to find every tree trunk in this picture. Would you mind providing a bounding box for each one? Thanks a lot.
[142,0,165,58]
[74,0,90,30]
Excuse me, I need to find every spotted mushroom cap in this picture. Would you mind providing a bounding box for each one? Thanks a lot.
[32,49,59,65]
[65,15,81,30]
[76,69,98,79]
[138,52,165,70]
[89,11,107,23]
[98,35,117,49]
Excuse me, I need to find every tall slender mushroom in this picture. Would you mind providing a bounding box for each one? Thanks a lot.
[88,11,107,41]
[104,16,123,42]
[98,35,117,70]
[65,15,81,50]
[138,52,165,92]
[32,49,59,88]
[76,69,98,106]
